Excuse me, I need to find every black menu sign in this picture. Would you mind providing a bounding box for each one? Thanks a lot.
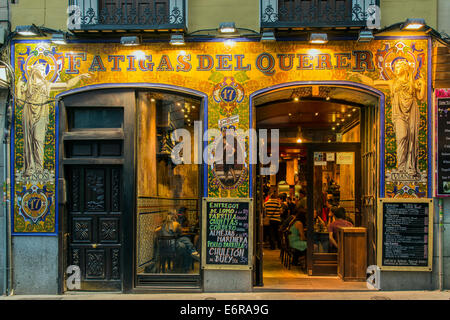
[379,200,432,271]
[202,198,253,269]
[437,97,450,197]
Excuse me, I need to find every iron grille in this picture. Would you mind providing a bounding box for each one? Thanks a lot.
[68,0,186,31]
[261,0,380,28]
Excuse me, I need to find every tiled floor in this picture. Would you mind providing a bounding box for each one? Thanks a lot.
[258,248,368,291]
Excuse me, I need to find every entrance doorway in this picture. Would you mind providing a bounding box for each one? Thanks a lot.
[253,85,378,288]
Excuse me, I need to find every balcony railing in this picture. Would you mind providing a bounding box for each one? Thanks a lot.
[68,0,186,31]
[261,0,380,29]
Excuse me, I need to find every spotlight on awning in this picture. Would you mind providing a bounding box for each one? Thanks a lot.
[51,33,67,45]
[402,18,426,30]
[358,30,374,42]
[219,22,236,34]
[15,25,41,36]
[261,31,276,42]
[120,36,141,46]
[309,33,328,44]
[170,34,185,45]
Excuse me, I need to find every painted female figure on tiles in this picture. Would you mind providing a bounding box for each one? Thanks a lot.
[352,58,426,178]
[17,63,89,178]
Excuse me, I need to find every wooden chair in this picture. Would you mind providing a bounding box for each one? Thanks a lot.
[157,236,177,273]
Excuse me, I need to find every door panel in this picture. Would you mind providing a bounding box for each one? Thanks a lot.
[67,165,123,291]
[306,144,360,276]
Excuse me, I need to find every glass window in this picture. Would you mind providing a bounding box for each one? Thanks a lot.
[68,107,123,129]
[136,91,201,275]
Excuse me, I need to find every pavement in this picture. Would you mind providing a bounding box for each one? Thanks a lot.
[1,290,450,300]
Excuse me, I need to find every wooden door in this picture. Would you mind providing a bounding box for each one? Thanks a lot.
[66,165,123,291]
[306,143,361,276]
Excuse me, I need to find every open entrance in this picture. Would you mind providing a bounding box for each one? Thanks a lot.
[253,85,379,289]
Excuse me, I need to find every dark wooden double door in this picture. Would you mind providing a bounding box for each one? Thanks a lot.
[66,165,123,291]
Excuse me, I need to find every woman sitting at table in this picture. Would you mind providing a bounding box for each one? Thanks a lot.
[288,209,307,266]
[155,213,200,272]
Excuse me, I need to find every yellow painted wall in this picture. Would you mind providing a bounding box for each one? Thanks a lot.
[187,0,259,32]
[11,0,67,31]
[437,0,450,34]
[9,0,442,35]
[380,0,438,30]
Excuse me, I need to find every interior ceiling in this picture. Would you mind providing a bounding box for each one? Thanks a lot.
[255,86,375,145]
[255,86,377,128]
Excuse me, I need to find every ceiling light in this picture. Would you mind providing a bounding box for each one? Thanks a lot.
[402,18,426,30]
[352,108,356,112]
[347,114,351,117]
[150,98,155,102]
[288,113,292,116]
[341,119,345,122]
[170,34,185,45]
[192,106,195,109]
[15,25,41,36]
[296,138,302,144]
[309,33,328,44]
[315,112,319,116]
[51,33,67,45]
[332,127,335,130]
[219,22,236,33]
[336,122,340,126]
[326,96,330,101]
[358,30,374,42]
[294,97,299,102]
[120,36,141,46]
[261,31,276,42]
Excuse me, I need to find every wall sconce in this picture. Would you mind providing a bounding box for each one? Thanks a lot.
[120,36,141,46]
[401,18,426,30]
[219,22,236,34]
[51,33,67,45]
[309,33,328,44]
[261,31,276,42]
[358,30,374,42]
[15,25,41,36]
[170,34,185,45]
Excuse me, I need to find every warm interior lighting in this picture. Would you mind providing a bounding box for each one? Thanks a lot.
[294,97,299,102]
[219,22,236,33]
[296,138,302,143]
[402,18,426,30]
[309,33,328,44]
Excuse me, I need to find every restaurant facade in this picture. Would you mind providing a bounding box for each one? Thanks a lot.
[3,1,450,295]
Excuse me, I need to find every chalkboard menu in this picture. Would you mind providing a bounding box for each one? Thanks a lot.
[437,97,450,197]
[202,198,253,270]
[378,199,433,271]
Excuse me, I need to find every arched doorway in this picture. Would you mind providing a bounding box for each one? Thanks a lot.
[251,83,381,288]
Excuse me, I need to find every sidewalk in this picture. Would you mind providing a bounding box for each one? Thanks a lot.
[2,290,450,300]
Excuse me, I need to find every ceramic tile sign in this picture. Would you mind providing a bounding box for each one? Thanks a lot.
[201,198,253,270]
[437,96,450,197]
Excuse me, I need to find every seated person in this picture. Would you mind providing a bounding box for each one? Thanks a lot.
[287,210,307,266]
[328,207,353,252]
[313,209,328,252]
[177,207,189,229]
[155,213,200,272]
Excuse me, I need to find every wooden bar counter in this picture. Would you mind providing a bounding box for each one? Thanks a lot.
[337,227,367,282]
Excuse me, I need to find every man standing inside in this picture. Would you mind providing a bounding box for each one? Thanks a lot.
[264,193,282,250]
